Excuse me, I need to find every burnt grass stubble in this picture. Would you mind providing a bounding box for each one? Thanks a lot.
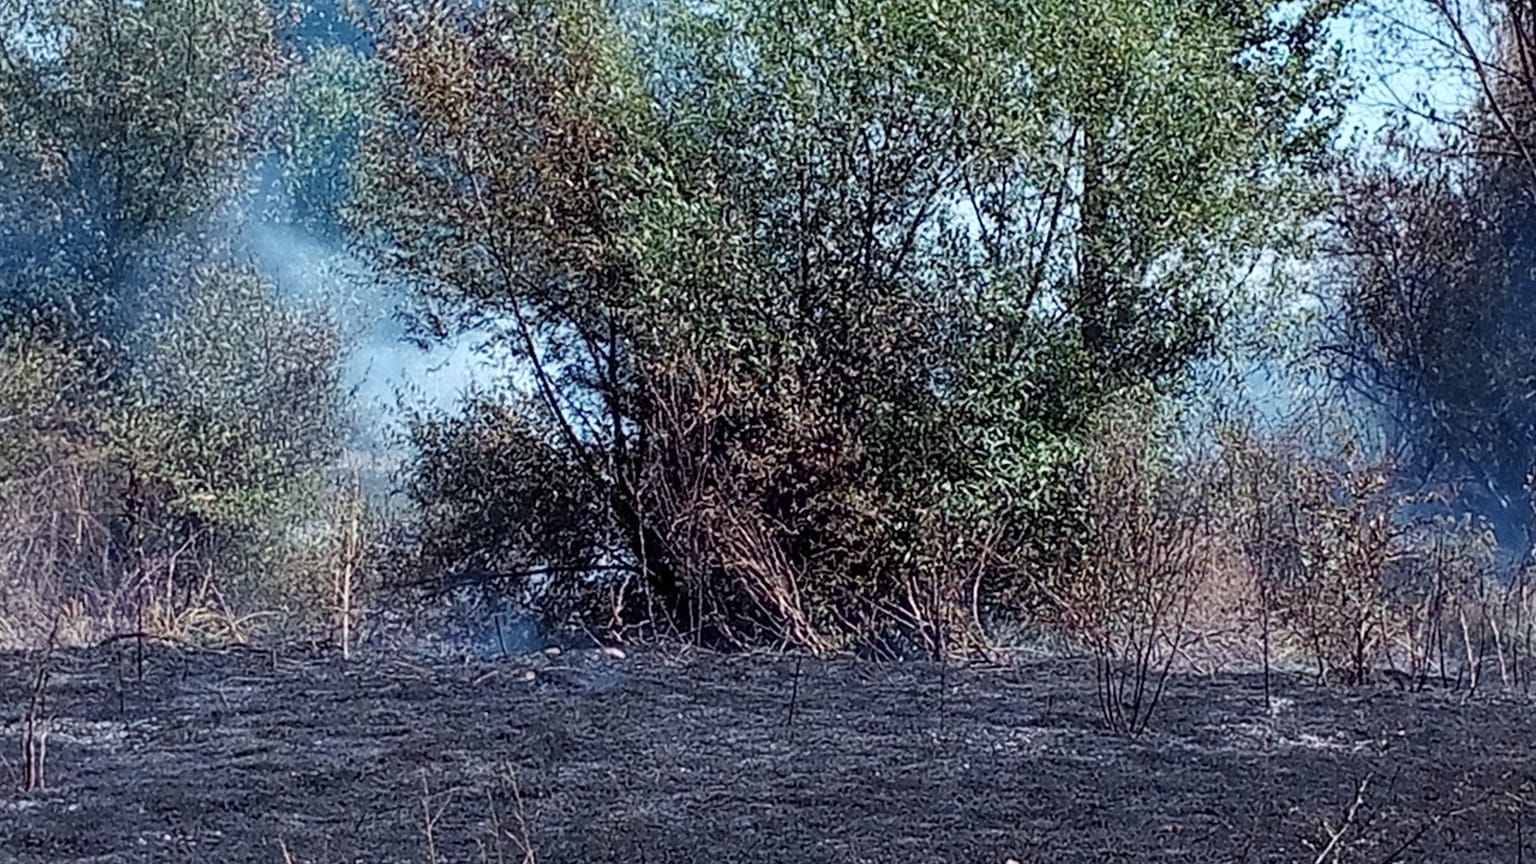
[1,643,1534,863]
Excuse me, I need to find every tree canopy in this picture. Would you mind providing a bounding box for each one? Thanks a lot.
[354,0,1352,654]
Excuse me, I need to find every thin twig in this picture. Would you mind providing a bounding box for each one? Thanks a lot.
[420,774,440,864]
[784,655,803,742]
[1313,774,1373,864]
[505,765,536,864]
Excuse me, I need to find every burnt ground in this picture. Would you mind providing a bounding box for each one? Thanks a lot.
[1,644,1534,864]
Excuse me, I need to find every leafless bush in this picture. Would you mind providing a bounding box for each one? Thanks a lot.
[1051,403,1211,736]
[1286,444,1405,685]
[332,473,367,660]
[1211,415,1534,691]
[1500,554,1536,693]
[1383,513,1496,690]
[0,441,384,651]
[260,459,401,652]
[0,452,269,648]
[18,620,58,794]
[1396,511,1536,695]
[1218,423,1416,685]
[630,355,1016,660]
[633,357,841,653]
[1219,422,1307,700]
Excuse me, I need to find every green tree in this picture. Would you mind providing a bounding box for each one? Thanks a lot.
[0,0,281,333]
[356,0,1350,655]
[0,0,348,639]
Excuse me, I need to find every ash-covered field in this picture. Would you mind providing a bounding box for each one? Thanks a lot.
[1,643,1533,863]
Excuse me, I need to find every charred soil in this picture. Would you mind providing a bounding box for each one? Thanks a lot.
[1,644,1533,863]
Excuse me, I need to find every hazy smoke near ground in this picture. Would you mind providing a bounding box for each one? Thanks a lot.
[10,0,1536,671]
[1314,2,1536,571]
[237,216,492,423]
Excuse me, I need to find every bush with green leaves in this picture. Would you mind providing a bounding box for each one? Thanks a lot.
[355,0,1351,654]
[0,0,352,644]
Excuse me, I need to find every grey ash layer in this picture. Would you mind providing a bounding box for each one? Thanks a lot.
[2,644,1533,863]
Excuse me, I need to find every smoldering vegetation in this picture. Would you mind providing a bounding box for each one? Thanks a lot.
[4,0,1536,856]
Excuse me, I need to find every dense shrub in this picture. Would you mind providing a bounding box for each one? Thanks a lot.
[357,0,1349,656]
[0,0,351,646]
